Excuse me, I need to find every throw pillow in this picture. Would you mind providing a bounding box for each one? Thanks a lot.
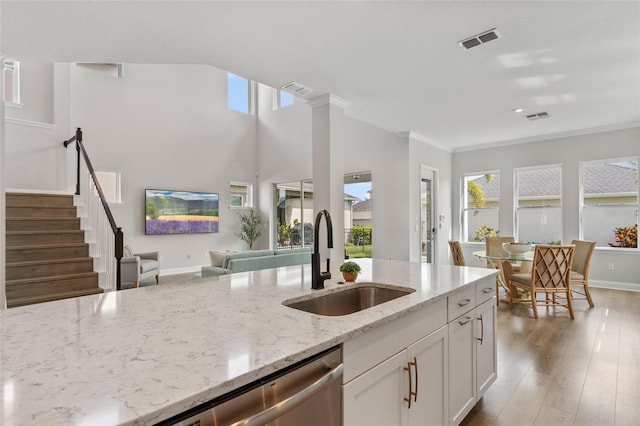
[123,245,134,258]
[210,250,232,267]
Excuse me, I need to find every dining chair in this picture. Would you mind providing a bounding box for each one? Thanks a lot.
[569,240,597,307]
[448,241,466,266]
[504,244,576,319]
[485,236,520,271]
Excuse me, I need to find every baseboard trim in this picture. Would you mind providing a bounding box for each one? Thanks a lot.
[160,266,203,276]
[590,280,640,293]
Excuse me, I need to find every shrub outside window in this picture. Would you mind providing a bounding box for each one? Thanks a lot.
[462,172,500,242]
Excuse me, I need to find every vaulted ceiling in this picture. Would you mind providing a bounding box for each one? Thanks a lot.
[2,1,639,151]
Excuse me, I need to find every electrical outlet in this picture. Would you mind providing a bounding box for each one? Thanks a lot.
[608,262,615,271]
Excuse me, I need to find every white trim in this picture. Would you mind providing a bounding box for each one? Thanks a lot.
[307,93,349,109]
[160,265,202,276]
[399,131,452,153]
[5,102,23,108]
[590,279,640,293]
[5,117,56,129]
[453,121,640,153]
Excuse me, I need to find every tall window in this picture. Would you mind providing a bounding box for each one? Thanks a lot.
[227,73,250,114]
[3,60,20,104]
[279,90,294,108]
[582,158,638,248]
[274,180,314,249]
[462,172,500,242]
[515,165,562,244]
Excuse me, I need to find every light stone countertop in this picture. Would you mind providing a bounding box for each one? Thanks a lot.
[1,258,497,425]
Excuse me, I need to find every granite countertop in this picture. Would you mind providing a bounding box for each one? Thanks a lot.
[0,258,497,425]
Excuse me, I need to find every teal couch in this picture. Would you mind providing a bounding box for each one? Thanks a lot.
[201,248,312,277]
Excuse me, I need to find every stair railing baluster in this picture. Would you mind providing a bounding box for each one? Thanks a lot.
[64,128,123,291]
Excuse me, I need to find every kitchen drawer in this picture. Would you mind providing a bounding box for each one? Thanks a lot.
[447,285,476,322]
[476,277,496,305]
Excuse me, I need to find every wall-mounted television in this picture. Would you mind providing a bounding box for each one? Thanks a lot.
[145,189,219,235]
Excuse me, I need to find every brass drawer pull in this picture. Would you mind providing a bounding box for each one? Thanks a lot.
[457,298,471,307]
[481,287,494,294]
[458,316,472,326]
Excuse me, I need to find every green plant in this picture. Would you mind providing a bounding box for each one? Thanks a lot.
[339,261,361,274]
[277,221,291,246]
[236,208,262,249]
[351,225,372,245]
[473,225,498,242]
[609,224,638,248]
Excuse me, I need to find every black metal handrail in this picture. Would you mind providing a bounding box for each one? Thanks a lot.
[64,128,123,290]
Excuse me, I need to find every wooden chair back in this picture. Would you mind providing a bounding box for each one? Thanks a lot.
[448,241,465,266]
[570,240,596,277]
[485,236,515,258]
[531,244,575,291]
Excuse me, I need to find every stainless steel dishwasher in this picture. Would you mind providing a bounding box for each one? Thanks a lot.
[161,346,343,426]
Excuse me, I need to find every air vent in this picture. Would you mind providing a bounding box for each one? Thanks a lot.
[458,28,500,50]
[526,112,550,120]
[281,81,314,98]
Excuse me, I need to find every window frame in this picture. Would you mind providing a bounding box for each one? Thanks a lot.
[230,181,253,209]
[579,157,638,248]
[461,170,500,243]
[514,164,563,244]
[227,72,251,114]
[3,59,21,105]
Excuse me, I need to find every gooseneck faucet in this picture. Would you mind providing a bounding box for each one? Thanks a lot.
[312,209,333,290]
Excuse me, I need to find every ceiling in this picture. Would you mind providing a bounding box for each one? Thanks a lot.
[2,1,639,151]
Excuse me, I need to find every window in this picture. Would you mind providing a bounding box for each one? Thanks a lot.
[94,170,121,204]
[581,158,638,248]
[279,90,294,108]
[4,60,20,104]
[462,172,500,242]
[227,73,250,114]
[274,180,314,249]
[230,182,253,208]
[515,165,562,244]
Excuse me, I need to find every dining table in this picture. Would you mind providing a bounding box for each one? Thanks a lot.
[472,249,534,302]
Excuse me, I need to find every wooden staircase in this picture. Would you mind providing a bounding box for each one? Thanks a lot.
[5,193,103,308]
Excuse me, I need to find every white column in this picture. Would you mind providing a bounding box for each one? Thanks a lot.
[308,94,348,263]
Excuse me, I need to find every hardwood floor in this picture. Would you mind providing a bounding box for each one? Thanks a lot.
[462,287,640,426]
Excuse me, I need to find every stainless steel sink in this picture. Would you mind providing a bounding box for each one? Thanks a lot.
[283,283,415,316]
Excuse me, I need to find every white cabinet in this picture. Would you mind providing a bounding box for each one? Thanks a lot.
[343,325,449,426]
[448,277,497,425]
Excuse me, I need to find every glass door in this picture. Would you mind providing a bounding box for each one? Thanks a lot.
[421,169,435,263]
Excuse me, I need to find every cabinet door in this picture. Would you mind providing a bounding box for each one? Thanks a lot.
[448,313,476,426]
[407,325,449,426]
[475,298,497,398]
[343,350,408,426]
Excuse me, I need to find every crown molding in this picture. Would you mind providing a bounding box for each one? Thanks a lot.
[397,131,452,153]
[307,93,349,109]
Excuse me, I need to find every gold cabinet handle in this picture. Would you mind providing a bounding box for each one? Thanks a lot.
[482,287,494,294]
[404,362,412,409]
[476,314,484,345]
[411,356,418,403]
[457,298,471,307]
[458,316,472,326]
[404,357,418,408]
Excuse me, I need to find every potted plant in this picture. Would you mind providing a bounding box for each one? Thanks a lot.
[340,261,361,282]
[608,224,638,248]
[236,208,262,250]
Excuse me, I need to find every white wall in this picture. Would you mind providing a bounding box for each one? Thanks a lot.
[452,127,640,289]
[5,63,71,192]
[69,64,259,273]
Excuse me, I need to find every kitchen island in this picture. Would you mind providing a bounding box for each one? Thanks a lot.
[1,258,497,425]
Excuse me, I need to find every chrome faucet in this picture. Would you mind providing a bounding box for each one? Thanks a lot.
[312,209,333,290]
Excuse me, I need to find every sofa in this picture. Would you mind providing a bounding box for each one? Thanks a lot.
[121,246,160,288]
[201,248,312,277]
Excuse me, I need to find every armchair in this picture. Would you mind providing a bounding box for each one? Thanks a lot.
[121,246,160,288]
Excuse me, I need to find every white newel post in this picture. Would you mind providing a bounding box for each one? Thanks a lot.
[309,94,349,263]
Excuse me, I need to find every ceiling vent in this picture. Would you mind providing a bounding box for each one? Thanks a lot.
[458,28,500,50]
[526,112,550,120]
[281,81,314,98]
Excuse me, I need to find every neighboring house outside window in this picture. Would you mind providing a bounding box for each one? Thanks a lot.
[462,172,500,242]
[227,73,250,114]
[581,158,638,247]
[515,165,562,244]
[3,60,20,104]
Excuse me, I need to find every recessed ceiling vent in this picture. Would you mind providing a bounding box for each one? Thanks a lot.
[281,81,314,98]
[458,28,500,50]
[526,112,550,120]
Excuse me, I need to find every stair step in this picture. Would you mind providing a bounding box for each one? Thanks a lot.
[6,257,94,280]
[6,230,85,246]
[6,192,75,208]
[6,205,77,218]
[6,243,90,263]
[7,287,104,309]
[7,217,81,231]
